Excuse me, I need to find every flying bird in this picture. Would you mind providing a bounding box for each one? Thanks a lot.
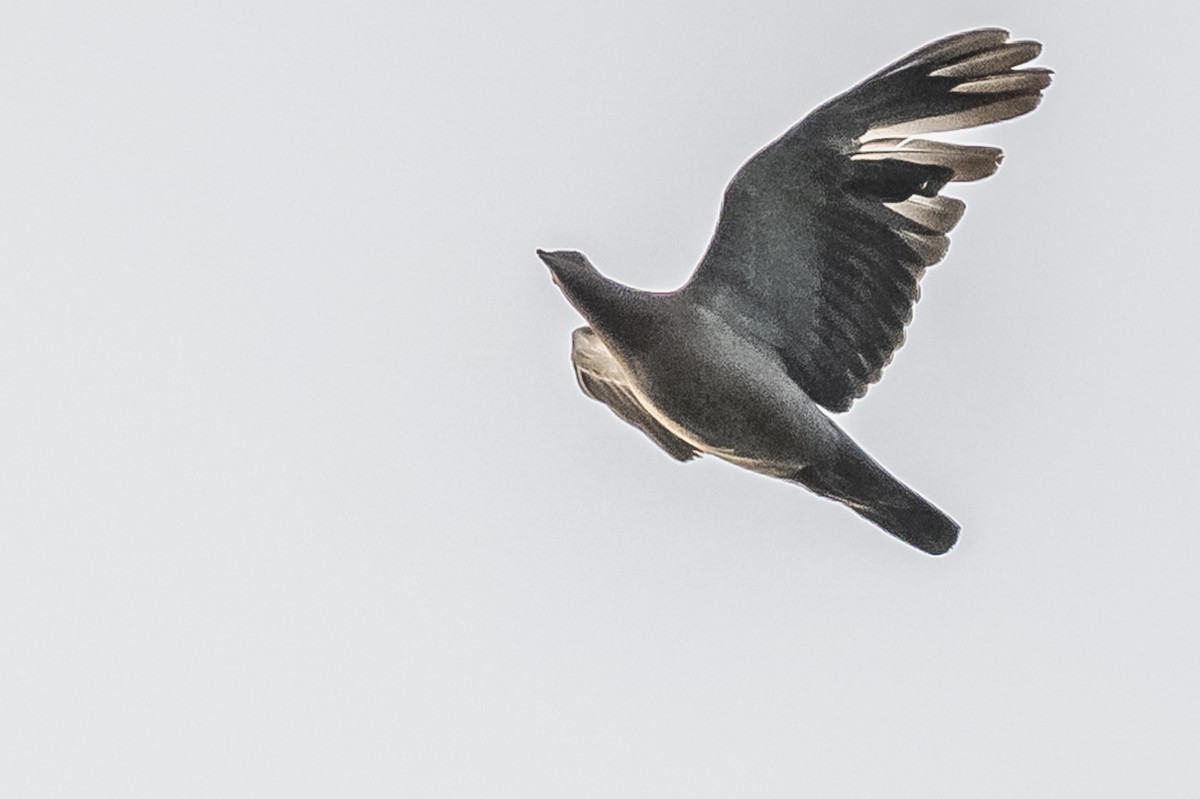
[539,29,1050,555]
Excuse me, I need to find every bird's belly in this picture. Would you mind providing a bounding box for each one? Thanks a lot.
[624,333,840,470]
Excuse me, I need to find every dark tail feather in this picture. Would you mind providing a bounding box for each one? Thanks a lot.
[795,457,960,555]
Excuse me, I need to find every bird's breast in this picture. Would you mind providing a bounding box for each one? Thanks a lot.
[617,305,840,467]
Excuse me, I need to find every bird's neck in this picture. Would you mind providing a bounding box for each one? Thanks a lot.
[563,271,668,353]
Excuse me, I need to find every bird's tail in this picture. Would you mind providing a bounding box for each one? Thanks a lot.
[795,454,959,555]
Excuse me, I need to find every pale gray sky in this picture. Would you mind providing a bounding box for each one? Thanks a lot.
[3,1,1198,796]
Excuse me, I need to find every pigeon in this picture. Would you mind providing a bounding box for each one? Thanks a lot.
[539,28,1050,555]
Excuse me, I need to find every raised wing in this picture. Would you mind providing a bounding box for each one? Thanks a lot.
[684,28,1050,412]
[570,327,699,462]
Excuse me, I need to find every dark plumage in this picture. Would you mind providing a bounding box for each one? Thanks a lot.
[540,29,1050,555]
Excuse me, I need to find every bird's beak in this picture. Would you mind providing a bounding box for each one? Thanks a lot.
[536,249,562,286]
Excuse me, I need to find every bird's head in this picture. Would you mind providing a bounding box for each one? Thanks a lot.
[536,249,598,291]
[537,248,657,345]
[536,249,609,316]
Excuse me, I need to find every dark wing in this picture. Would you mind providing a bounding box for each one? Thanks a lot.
[684,28,1050,412]
[570,327,700,462]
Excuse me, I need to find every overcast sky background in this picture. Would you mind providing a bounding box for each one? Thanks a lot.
[3,1,1198,796]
